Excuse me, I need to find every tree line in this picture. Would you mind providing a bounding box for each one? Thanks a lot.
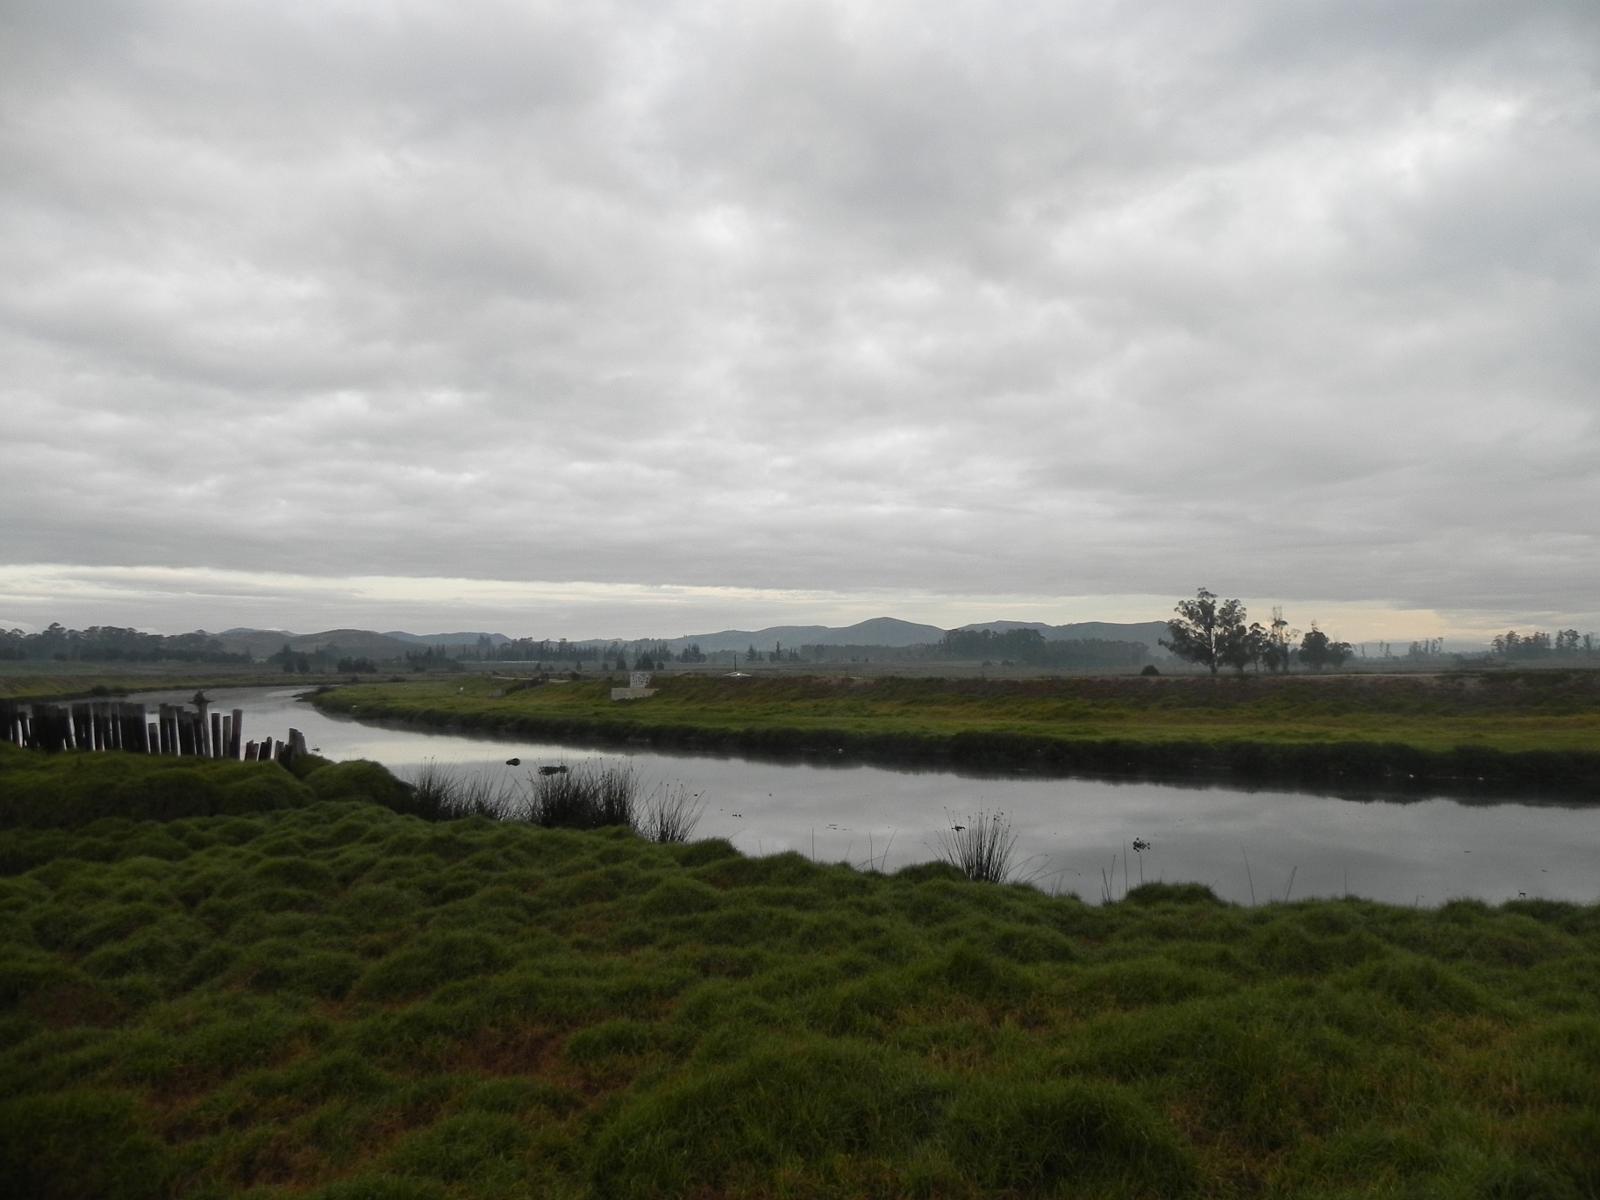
[0,623,246,663]
[938,628,1150,669]
[1161,590,1351,675]
[1491,630,1593,659]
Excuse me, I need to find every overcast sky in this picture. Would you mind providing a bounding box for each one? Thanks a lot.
[3,0,1596,642]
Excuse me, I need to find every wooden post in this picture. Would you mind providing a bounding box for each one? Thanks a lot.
[244,739,258,761]
[124,704,143,751]
[230,709,243,759]
[147,721,160,754]
[210,711,222,758]
[35,704,67,751]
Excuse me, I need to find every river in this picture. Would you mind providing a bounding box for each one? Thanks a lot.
[124,685,1600,908]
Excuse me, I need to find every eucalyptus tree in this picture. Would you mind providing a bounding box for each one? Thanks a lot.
[1161,588,1248,676]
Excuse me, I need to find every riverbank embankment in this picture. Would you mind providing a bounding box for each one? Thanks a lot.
[3,745,1599,1198]
[309,671,1600,796]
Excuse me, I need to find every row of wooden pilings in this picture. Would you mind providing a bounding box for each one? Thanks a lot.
[1,699,308,763]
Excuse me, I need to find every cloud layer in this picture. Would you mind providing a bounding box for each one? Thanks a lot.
[3,1,1597,636]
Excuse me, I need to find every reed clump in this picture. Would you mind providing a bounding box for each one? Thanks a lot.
[407,759,519,820]
[634,781,707,843]
[518,761,638,829]
[935,809,1018,883]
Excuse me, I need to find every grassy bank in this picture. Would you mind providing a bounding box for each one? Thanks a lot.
[2,750,1599,1198]
[311,671,1600,793]
[0,662,369,703]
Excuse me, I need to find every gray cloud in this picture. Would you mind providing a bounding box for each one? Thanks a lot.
[2,0,1597,637]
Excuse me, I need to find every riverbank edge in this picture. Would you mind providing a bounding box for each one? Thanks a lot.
[0,672,364,704]
[7,786,1600,1198]
[307,691,1600,800]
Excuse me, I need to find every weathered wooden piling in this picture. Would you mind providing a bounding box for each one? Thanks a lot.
[2,701,25,747]
[10,697,301,764]
[24,703,71,751]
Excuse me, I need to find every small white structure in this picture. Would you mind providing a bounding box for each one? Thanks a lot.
[610,670,657,701]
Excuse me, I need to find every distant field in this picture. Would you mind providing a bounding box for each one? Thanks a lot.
[0,662,370,702]
[2,748,1598,1198]
[311,670,1600,791]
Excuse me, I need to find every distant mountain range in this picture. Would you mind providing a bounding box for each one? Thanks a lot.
[658,618,1171,654]
[654,617,945,654]
[208,618,1169,660]
[213,627,421,660]
[382,631,512,648]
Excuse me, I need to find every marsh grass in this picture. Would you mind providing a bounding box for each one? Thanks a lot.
[519,760,638,829]
[935,809,1018,883]
[3,750,1600,1198]
[407,760,519,821]
[634,782,706,843]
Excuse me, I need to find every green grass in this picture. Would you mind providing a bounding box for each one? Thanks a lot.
[312,671,1600,791]
[1,751,1598,1197]
[0,662,364,702]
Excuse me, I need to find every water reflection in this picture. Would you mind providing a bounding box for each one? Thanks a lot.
[121,686,1600,908]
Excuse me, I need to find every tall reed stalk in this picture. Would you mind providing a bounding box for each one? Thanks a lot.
[520,761,639,829]
[635,782,706,843]
[407,760,518,820]
[936,809,1018,884]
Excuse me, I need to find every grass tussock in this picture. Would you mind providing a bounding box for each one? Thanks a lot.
[407,760,519,821]
[519,761,638,829]
[1,751,1598,1198]
[633,782,707,844]
[935,809,1018,883]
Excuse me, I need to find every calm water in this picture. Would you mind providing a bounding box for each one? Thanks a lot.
[128,685,1600,908]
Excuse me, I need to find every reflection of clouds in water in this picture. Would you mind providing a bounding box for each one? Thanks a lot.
[125,688,1600,908]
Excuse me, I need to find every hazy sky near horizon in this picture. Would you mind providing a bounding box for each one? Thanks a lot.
[3,1,1597,642]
